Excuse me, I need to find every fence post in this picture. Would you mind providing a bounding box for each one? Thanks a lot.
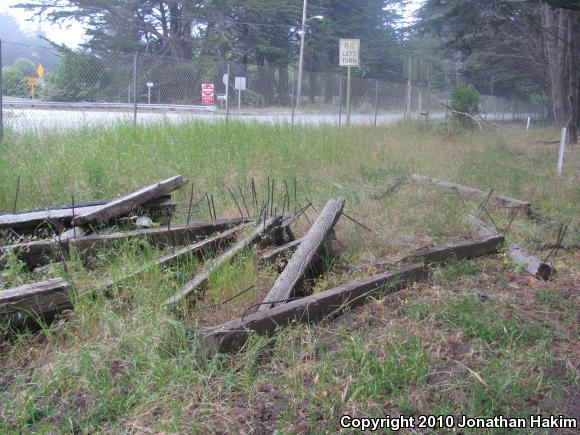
[557,127,567,175]
[502,98,506,121]
[133,52,138,126]
[0,39,3,140]
[226,63,230,123]
[338,72,343,128]
[291,69,296,125]
[374,79,379,127]
[425,63,431,121]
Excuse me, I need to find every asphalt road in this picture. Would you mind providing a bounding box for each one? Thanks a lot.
[2,105,523,132]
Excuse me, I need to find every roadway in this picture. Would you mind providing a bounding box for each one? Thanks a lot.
[1,100,525,132]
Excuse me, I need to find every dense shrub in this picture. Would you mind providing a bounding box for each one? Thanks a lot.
[2,67,28,97]
[451,84,481,129]
[451,84,480,115]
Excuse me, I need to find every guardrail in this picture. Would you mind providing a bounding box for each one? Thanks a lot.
[3,100,217,113]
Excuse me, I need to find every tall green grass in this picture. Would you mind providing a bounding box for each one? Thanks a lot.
[1,120,578,221]
[1,120,578,432]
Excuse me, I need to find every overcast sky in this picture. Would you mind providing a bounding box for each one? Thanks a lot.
[0,0,85,47]
[1,0,424,49]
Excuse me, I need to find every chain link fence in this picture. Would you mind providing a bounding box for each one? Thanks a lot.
[0,39,548,134]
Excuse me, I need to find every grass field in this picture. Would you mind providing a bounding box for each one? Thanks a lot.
[0,120,579,433]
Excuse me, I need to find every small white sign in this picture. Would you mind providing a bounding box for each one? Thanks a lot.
[235,77,247,91]
[146,82,154,88]
[339,39,360,67]
[222,74,229,86]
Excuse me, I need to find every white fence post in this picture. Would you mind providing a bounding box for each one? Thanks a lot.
[557,127,567,176]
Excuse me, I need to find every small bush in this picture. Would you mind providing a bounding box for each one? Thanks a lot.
[451,84,480,115]
[450,84,481,129]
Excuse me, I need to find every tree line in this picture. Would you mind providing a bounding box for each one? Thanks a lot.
[8,0,580,137]
[415,0,579,141]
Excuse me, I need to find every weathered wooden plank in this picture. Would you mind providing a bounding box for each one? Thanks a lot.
[72,176,186,226]
[465,214,498,238]
[408,174,531,212]
[508,243,556,281]
[260,238,303,263]
[1,219,245,269]
[351,235,505,272]
[163,217,281,307]
[97,224,246,291]
[372,175,407,200]
[407,235,504,264]
[201,264,427,353]
[0,278,73,322]
[259,198,345,311]
[0,196,175,231]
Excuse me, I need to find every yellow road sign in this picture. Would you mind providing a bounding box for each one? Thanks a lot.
[37,64,44,79]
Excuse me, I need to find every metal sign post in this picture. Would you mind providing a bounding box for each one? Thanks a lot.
[338,72,343,128]
[339,39,360,126]
[27,77,37,99]
[346,66,352,125]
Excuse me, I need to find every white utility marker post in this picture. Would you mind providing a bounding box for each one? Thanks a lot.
[222,70,229,114]
[235,77,246,110]
[527,116,531,130]
[557,127,567,176]
[404,56,413,120]
[339,38,360,125]
[146,82,153,104]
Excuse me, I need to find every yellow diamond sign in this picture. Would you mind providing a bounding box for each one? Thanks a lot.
[37,64,45,79]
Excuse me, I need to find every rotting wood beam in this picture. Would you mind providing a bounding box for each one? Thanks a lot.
[508,243,556,281]
[0,278,73,324]
[163,217,281,307]
[408,174,531,213]
[201,263,427,353]
[351,235,505,272]
[258,198,345,311]
[72,176,187,226]
[259,238,303,263]
[1,219,246,269]
[0,196,176,231]
[406,235,505,264]
[372,175,407,200]
[96,224,246,292]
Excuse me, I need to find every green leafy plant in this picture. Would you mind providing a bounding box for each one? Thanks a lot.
[451,84,481,128]
[2,67,28,97]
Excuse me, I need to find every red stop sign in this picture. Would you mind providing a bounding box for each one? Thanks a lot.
[202,83,215,105]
